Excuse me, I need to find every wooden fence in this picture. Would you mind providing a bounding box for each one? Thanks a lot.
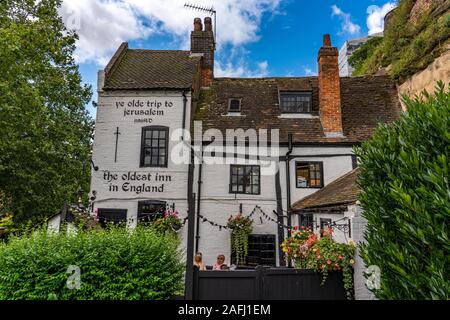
[193,266,348,300]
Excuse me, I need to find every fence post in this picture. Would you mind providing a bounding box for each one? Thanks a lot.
[255,265,264,300]
[192,265,199,300]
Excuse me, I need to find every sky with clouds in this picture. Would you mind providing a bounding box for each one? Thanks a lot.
[58,0,397,116]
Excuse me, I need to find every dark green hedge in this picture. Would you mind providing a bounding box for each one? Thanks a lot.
[0,225,184,299]
[355,82,450,299]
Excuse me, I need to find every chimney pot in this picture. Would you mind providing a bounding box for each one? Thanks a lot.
[323,34,331,47]
[204,17,212,31]
[194,17,202,31]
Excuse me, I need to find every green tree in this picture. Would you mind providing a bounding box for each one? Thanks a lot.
[355,82,450,299]
[0,0,93,225]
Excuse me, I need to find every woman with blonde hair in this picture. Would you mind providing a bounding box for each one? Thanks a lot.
[193,252,206,271]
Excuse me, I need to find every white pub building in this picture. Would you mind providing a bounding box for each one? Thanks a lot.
[88,17,401,267]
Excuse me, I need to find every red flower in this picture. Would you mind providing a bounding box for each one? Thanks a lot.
[338,255,343,260]
[327,260,332,265]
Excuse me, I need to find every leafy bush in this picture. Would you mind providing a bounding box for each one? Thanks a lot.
[348,36,383,74]
[352,0,450,80]
[355,82,450,299]
[0,225,184,300]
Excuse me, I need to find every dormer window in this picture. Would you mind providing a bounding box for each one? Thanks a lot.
[280,92,312,113]
[228,98,241,112]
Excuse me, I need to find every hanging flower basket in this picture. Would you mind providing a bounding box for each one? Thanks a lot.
[227,213,253,266]
[281,226,356,299]
[153,208,182,233]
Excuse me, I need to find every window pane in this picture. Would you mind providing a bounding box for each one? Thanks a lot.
[152,131,159,139]
[145,130,152,138]
[159,130,166,139]
[280,92,312,113]
[229,99,241,112]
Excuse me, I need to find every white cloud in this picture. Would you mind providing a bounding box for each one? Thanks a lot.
[303,66,316,76]
[366,3,397,35]
[215,59,269,78]
[59,0,282,66]
[331,4,361,35]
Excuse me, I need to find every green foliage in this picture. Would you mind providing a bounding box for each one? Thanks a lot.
[0,225,184,300]
[281,227,356,299]
[0,0,94,225]
[348,37,383,74]
[352,0,450,80]
[227,213,253,265]
[355,82,450,299]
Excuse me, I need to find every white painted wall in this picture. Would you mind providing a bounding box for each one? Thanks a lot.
[90,88,193,249]
[346,204,377,300]
[195,145,354,266]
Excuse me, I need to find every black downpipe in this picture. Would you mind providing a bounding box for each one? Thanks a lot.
[275,170,285,266]
[181,90,188,140]
[286,133,293,227]
[195,159,203,253]
[285,133,293,267]
[185,148,196,299]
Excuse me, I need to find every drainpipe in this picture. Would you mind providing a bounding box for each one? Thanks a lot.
[285,133,293,267]
[285,133,293,227]
[195,154,203,253]
[194,138,215,253]
[181,90,188,140]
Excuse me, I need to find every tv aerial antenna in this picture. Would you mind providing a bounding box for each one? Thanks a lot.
[184,3,217,48]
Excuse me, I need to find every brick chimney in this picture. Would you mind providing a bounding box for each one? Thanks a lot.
[318,34,343,137]
[191,17,215,87]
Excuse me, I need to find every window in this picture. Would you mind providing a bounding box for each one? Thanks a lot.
[140,126,169,167]
[230,165,260,194]
[231,234,276,267]
[137,200,166,223]
[296,162,323,188]
[299,213,314,229]
[228,98,241,112]
[97,208,127,227]
[280,92,312,113]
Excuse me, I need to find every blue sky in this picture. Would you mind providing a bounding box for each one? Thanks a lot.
[61,0,397,117]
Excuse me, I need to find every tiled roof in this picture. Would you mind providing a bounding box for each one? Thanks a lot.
[292,168,361,211]
[104,49,201,90]
[194,75,401,143]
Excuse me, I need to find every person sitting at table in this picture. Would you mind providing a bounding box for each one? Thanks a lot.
[193,252,206,271]
[212,254,226,270]
[220,264,230,270]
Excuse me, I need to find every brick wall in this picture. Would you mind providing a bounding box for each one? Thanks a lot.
[318,35,343,137]
[191,18,215,87]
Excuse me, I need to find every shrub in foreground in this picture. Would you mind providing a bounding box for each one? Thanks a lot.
[355,82,450,299]
[0,225,184,300]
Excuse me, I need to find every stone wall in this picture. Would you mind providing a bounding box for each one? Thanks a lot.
[398,46,450,109]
